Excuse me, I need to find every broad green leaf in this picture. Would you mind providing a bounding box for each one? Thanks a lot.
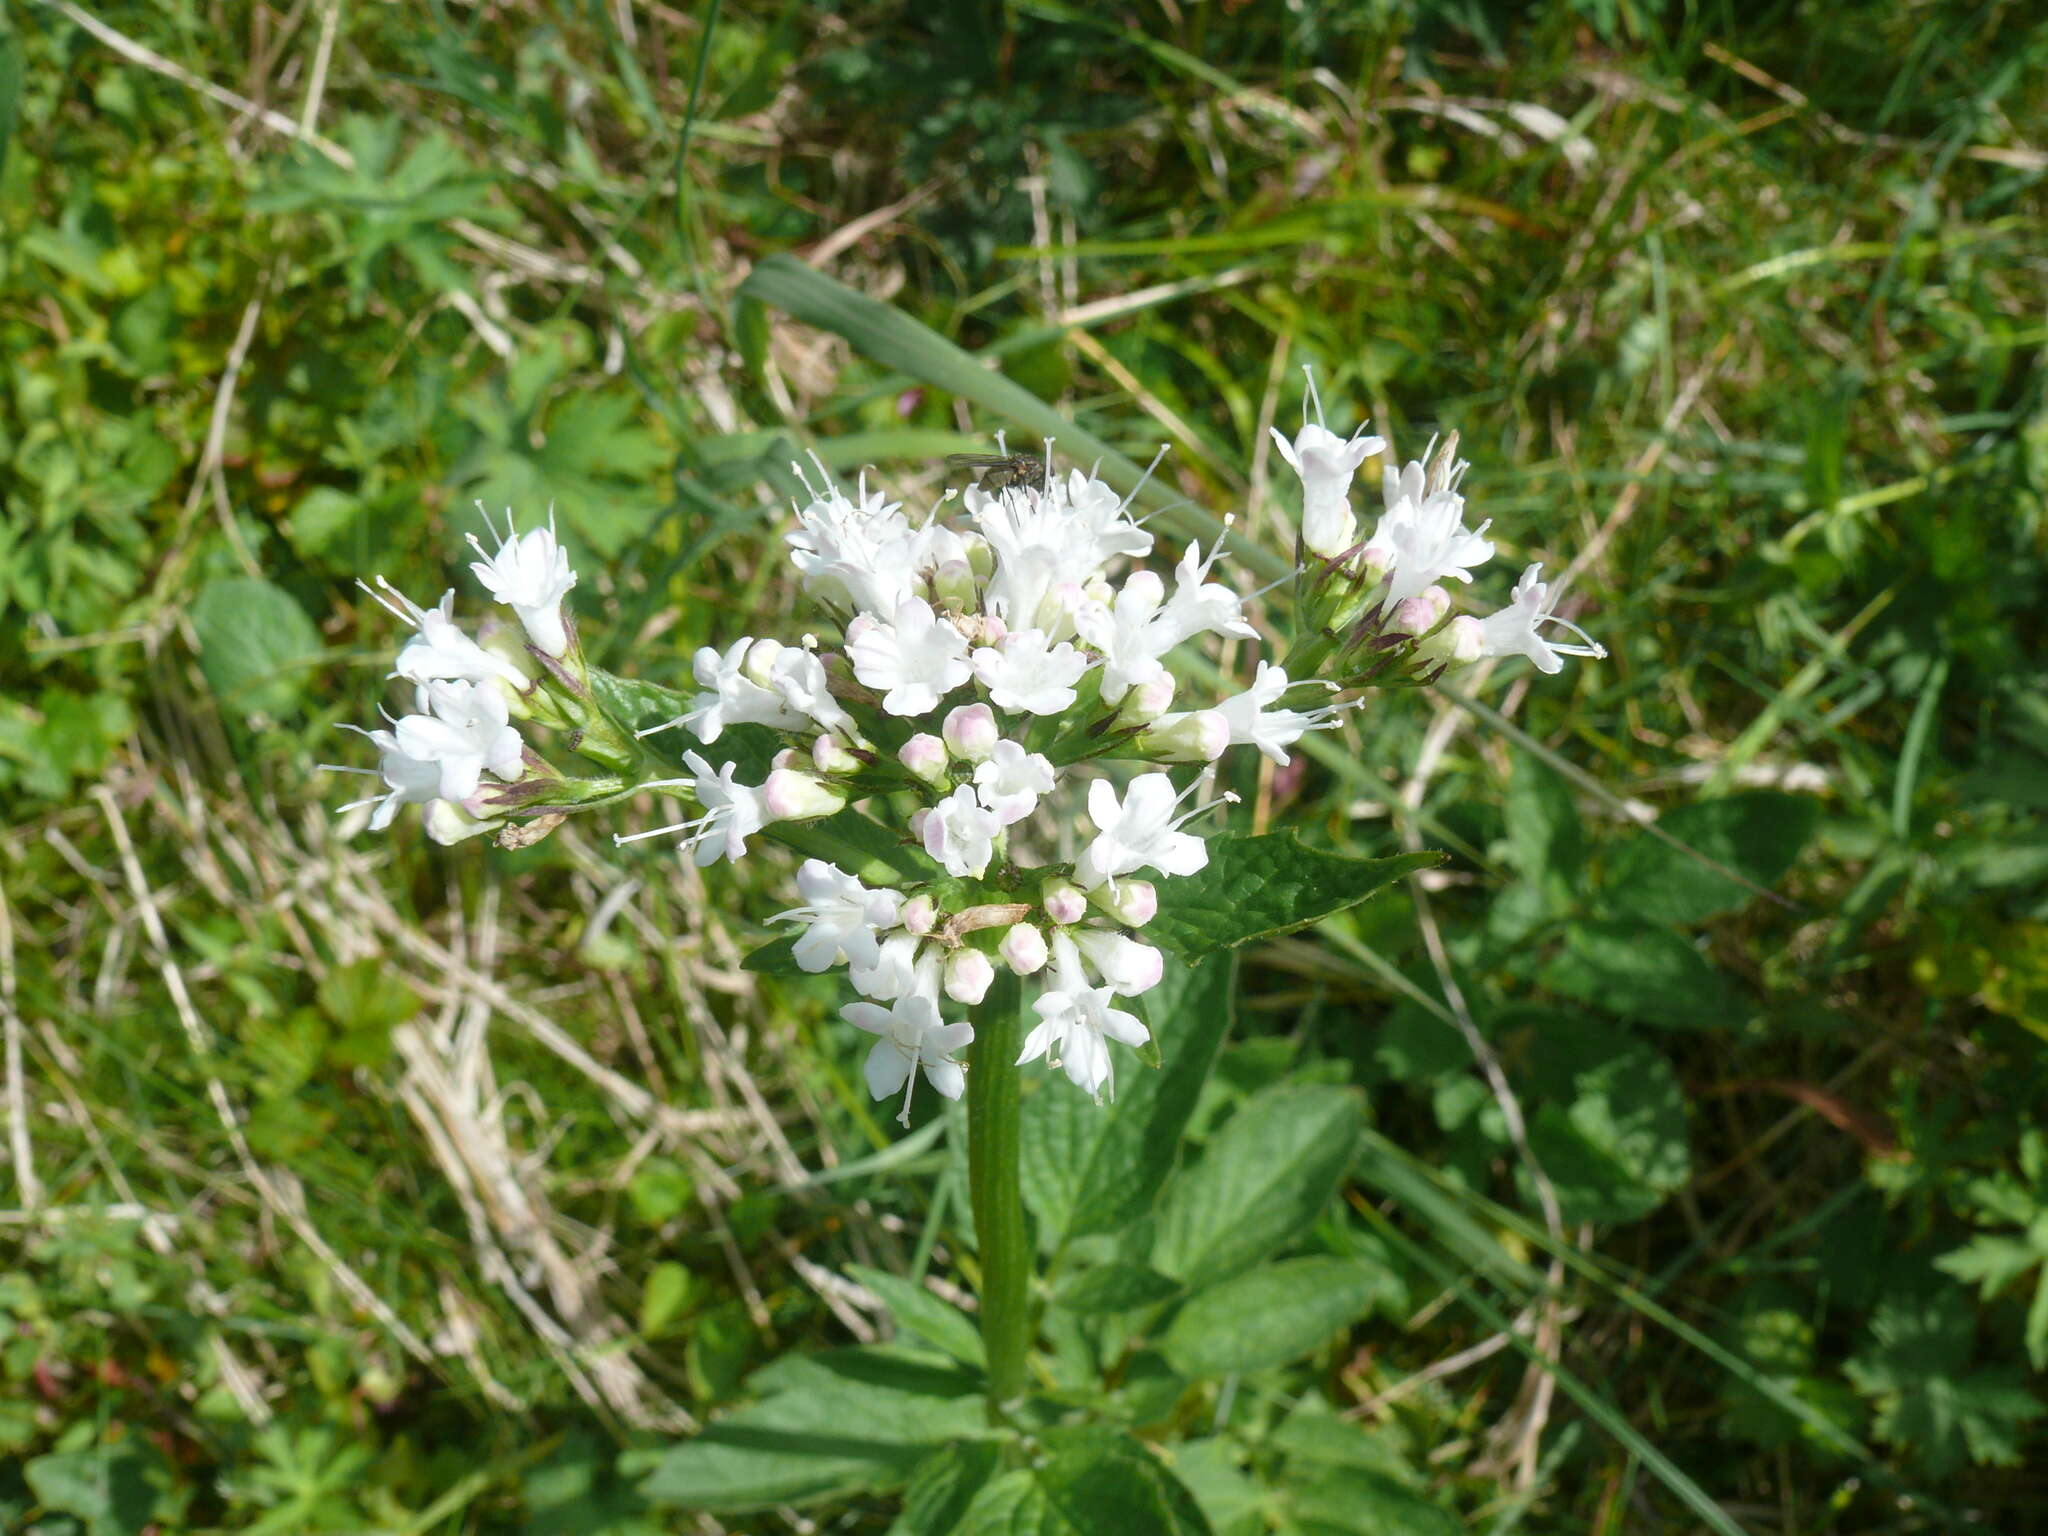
[1845,1292,2046,1476]
[1169,1440,1268,1536]
[1053,1262,1184,1315]
[1151,1082,1361,1287]
[640,1347,983,1511]
[847,1264,986,1368]
[741,933,804,975]
[191,577,323,719]
[25,1446,161,1536]
[1602,792,1818,924]
[1161,1257,1391,1377]
[1500,1009,1691,1224]
[640,1262,694,1339]
[735,253,1285,583]
[1146,833,1438,961]
[949,1432,1214,1535]
[1538,920,1744,1030]
[1288,1468,1460,1536]
[891,1441,1005,1536]
[1502,752,1584,906]
[1021,953,1237,1246]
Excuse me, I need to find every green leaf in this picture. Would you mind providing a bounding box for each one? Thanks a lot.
[1846,1291,2046,1476]
[890,1442,1005,1536]
[316,958,420,1033]
[1502,752,1585,906]
[1538,920,1745,1030]
[1288,1468,1460,1536]
[741,933,804,975]
[1602,792,1818,925]
[25,1447,160,1536]
[0,19,20,183]
[1161,1257,1391,1377]
[1021,953,1237,1246]
[1151,1082,1361,1288]
[956,1429,1213,1536]
[1053,1262,1184,1315]
[1146,833,1437,961]
[640,1347,984,1511]
[190,577,324,719]
[846,1264,986,1369]
[640,1262,694,1339]
[1502,1009,1692,1224]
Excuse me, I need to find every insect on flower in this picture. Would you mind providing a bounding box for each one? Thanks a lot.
[945,451,1048,494]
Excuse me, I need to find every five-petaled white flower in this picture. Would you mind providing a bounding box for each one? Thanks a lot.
[1479,564,1606,675]
[466,506,578,658]
[1271,421,1384,560]
[1215,661,1346,766]
[363,579,529,692]
[972,741,1056,827]
[844,995,975,1125]
[923,783,1004,878]
[674,638,808,744]
[972,628,1091,716]
[1075,771,1219,891]
[772,860,903,973]
[1017,932,1151,1101]
[334,679,523,831]
[848,598,972,716]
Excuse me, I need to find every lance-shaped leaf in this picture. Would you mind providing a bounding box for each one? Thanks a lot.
[1146,832,1438,961]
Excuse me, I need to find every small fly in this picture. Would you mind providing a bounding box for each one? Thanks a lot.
[945,451,1047,494]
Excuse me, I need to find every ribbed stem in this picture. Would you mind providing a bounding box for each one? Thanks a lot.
[965,970,1030,1418]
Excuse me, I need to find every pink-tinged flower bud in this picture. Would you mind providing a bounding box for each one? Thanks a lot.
[762,769,846,822]
[742,637,783,687]
[844,613,877,644]
[1136,710,1229,763]
[770,747,798,772]
[1041,878,1087,926]
[899,734,949,785]
[942,703,999,763]
[1114,672,1176,727]
[1094,879,1157,928]
[1082,576,1114,607]
[813,734,861,775]
[944,948,995,1005]
[908,808,931,840]
[1357,542,1395,586]
[934,560,978,611]
[999,923,1049,975]
[1390,585,1452,637]
[1416,614,1485,670]
[902,894,938,935]
[979,613,1008,645]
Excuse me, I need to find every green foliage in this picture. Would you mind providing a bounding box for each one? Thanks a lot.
[1146,833,1440,958]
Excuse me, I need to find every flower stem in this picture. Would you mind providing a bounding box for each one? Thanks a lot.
[966,969,1030,1419]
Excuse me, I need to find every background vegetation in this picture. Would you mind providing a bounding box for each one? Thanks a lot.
[3,0,2046,1529]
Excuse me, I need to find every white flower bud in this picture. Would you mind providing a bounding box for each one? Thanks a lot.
[899,734,949,785]
[1113,672,1176,727]
[1041,879,1087,926]
[1416,614,1486,669]
[1136,709,1229,763]
[1094,879,1157,928]
[742,637,783,687]
[964,533,995,580]
[1000,923,1049,975]
[908,807,931,840]
[762,768,846,822]
[902,894,938,935]
[771,747,798,772]
[980,613,1009,646]
[813,734,862,775]
[942,703,998,763]
[944,948,995,1005]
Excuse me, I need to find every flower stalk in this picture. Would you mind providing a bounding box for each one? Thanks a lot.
[965,970,1030,1419]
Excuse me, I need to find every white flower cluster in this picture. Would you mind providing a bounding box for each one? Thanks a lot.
[327,511,576,844]
[333,385,1606,1129]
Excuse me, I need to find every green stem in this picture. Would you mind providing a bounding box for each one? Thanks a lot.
[966,970,1030,1419]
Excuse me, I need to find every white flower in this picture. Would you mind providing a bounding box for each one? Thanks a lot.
[1478,564,1606,675]
[968,471,1138,633]
[944,949,995,1005]
[1017,932,1150,1101]
[850,933,926,1002]
[1157,539,1257,647]
[785,471,919,617]
[1061,469,1153,562]
[1270,421,1384,560]
[1371,448,1493,605]
[1215,661,1346,766]
[1074,771,1220,891]
[971,628,1091,716]
[1068,927,1165,996]
[334,680,522,831]
[466,507,577,658]
[362,579,529,691]
[971,741,1055,827]
[848,598,972,717]
[923,784,1004,878]
[679,639,808,744]
[614,752,768,865]
[1074,570,1170,705]
[769,646,851,736]
[771,860,903,972]
[843,995,975,1125]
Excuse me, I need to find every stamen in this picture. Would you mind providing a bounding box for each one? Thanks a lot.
[1125,443,1172,509]
[634,716,689,739]
[1301,364,1326,429]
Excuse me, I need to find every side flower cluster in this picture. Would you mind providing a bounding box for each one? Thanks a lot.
[333,379,1605,1128]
